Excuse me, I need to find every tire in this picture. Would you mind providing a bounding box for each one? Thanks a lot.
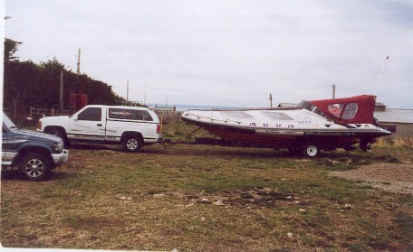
[19,153,51,181]
[123,135,142,152]
[303,144,319,158]
[45,127,68,147]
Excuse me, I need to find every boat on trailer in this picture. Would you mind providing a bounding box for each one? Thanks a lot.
[181,95,391,157]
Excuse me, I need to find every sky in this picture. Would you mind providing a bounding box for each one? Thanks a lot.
[4,0,413,107]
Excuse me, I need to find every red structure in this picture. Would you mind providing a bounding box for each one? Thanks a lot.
[70,93,88,111]
[310,95,376,124]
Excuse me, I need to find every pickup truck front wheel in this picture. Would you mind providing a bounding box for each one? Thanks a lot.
[19,153,51,181]
[123,135,142,152]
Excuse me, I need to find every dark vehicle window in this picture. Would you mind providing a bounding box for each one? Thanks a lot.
[109,109,135,120]
[109,109,153,121]
[136,110,153,121]
[3,114,16,128]
[78,107,102,121]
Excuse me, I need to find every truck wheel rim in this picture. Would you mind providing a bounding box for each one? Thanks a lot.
[306,145,318,157]
[126,138,138,150]
[24,158,45,178]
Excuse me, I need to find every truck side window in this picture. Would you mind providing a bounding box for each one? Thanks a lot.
[136,110,153,121]
[78,107,101,121]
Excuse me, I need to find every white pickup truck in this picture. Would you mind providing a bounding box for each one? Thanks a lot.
[38,105,162,152]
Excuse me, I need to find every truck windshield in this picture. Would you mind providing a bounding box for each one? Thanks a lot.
[3,113,17,129]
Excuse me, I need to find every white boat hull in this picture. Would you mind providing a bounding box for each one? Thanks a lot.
[181,108,391,151]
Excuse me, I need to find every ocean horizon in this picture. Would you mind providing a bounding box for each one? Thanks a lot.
[147,103,248,112]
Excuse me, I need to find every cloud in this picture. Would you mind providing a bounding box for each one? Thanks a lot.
[6,0,413,107]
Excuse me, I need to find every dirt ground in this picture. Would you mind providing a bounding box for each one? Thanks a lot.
[330,162,413,195]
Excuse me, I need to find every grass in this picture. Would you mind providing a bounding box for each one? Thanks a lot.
[374,136,413,149]
[2,119,413,251]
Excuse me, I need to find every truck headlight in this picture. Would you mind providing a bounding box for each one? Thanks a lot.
[52,141,64,153]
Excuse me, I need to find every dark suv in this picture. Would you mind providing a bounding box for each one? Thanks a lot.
[2,113,69,181]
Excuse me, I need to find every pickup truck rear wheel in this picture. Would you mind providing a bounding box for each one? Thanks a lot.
[19,153,51,181]
[123,135,142,152]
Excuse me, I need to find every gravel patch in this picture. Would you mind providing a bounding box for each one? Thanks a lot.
[330,163,413,195]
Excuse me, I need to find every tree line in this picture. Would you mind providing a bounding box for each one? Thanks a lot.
[3,38,134,121]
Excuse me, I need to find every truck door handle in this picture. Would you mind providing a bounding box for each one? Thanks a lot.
[97,123,102,127]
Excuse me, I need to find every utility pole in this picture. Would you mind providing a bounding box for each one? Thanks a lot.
[126,80,129,103]
[59,70,64,112]
[77,48,81,74]
[332,84,336,99]
[269,93,273,108]
[143,84,146,105]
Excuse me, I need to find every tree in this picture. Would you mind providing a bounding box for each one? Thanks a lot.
[4,38,23,119]
[3,38,135,122]
[4,38,21,63]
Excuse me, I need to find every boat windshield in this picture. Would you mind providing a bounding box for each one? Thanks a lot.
[3,113,17,129]
[298,101,312,110]
[298,101,327,118]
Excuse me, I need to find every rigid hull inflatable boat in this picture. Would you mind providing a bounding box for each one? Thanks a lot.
[181,95,391,157]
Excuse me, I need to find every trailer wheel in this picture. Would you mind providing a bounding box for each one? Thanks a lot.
[304,144,319,158]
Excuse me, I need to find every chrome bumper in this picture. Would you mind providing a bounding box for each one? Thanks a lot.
[52,149,69,165]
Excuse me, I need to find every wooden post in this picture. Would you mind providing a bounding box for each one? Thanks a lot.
[60,70,64,112]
